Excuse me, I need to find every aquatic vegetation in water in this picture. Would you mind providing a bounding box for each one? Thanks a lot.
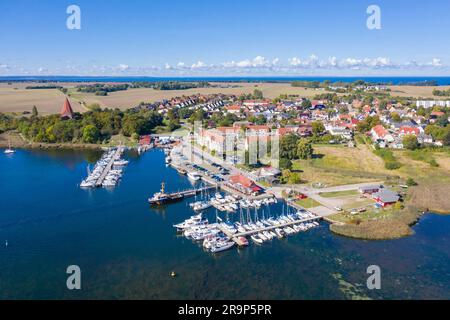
[332,273,371,300]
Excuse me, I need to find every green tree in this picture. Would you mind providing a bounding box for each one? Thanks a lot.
[280,134,300,160]
[296,139,313,159]
[391,112,401,122]
[301,99,312,109]
[402,134,419,150]
[253,89,264,100]
[406,177,418,186]
[279,158,292,170]
[82,125,100,143]
[311,121,325,136]
[32,105,38,117]
[443,128,450,146]
[288,171,302,184]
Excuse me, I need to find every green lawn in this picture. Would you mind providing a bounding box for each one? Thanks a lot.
[319,190,359,198]
[329,206,396,224]
[295,198,322,208]
[405,149,439,167]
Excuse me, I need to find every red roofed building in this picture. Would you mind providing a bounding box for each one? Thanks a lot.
[228,174,262,195]
[399,126,420,136]
[60,97,74,119]
[371,125,394,142]
[225,105,242,114]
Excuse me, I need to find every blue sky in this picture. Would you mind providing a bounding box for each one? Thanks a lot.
[0,0,449,76]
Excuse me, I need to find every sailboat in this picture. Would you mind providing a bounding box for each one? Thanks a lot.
[4,140,15,154]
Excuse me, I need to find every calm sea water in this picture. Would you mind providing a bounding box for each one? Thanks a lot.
[1,76,450,85]
[0,149,449,300]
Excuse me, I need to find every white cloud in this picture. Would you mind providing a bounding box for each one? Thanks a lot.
[2,55,448,76]
[118,64,129,71]
[430,58,442,67]
[289,57,302,66]
[191,61,206,69]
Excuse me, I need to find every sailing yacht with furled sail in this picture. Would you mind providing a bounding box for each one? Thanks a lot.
[4,140,15,154]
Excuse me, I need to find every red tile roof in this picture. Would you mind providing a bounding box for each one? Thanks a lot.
[399,126,420,135]
[60,98,74,119]
[229,174,257,188]
[372,125,388,138]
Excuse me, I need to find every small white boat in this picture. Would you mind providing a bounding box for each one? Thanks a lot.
[258,233,268,241]
[193,201,211,212]
[187,172,201,181]
[114,159,129,166]
[251,235,264,244]
[274,228,284,238]
[4,140,15,154]
[80,180,94,188]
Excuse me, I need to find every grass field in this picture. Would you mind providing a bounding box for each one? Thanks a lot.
[293,144,450,215]
[293,144,396,186]
[295,198,321,208]
[319,190,359,198]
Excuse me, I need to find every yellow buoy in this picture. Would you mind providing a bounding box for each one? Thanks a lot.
[171,271,177,278]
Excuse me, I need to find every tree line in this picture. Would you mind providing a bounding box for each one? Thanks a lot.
[0,108,163,144]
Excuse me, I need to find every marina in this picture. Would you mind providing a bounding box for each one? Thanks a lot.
[79,147,128,188]
[1,147,449,299]
[173,188,322,254]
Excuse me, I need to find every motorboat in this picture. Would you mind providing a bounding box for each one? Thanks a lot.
[114,159,129,166]
[237,236,249,247]
[210,241,235,253]
[251,234,264,245]
[258,233,267,241]
[187,172,201,181]
[274,228,284,238]
[80,180,95,188]
[193,201,212,212]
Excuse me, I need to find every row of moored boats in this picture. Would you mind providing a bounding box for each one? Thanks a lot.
[190,193,277,214]
[80,147,129,188]
[173,209,320,253]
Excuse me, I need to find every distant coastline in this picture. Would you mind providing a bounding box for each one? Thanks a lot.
[2,75,450,85]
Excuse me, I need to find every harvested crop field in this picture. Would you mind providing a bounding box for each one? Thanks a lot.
[388,85,450,98]
[0,83,85,114]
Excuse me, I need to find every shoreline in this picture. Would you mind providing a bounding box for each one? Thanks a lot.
[325,207,450,241]
[2,135,449,241]
[0,131,116,150]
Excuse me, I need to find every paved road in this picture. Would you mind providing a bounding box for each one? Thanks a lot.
[269,181,385,214]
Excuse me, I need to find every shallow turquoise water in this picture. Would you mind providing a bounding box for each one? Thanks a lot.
[0,149,449,299]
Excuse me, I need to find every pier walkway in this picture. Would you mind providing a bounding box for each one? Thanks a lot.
[95,148,122,187]
[167,185,217,198]
[216,216,322,245]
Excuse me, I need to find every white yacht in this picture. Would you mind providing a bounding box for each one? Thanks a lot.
[251,234,263,244]
[210,241,235,253]
[187,172,201,181]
